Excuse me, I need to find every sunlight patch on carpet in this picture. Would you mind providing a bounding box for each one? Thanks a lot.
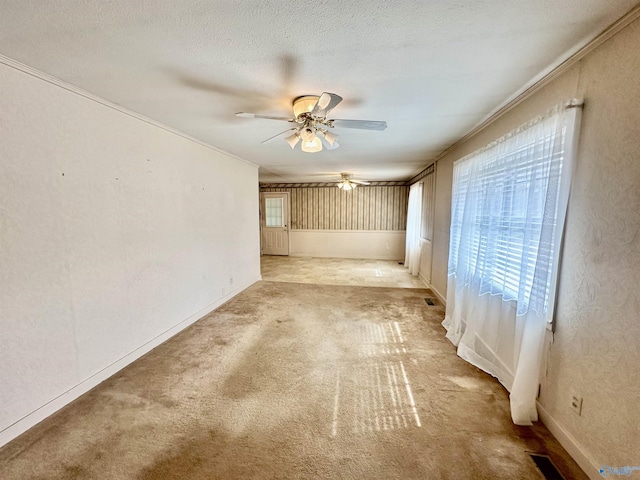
[332,321,421,436]
[358,321,407,357]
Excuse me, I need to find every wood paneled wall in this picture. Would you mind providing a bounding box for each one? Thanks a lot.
[420,171,436,241]
[260,185,408,231]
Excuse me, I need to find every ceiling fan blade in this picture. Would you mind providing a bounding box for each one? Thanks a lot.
[236,112,295,122]
[328,119,387,131]
[311,92,343,118]
[261,128,298,144]
[351,179,370,185]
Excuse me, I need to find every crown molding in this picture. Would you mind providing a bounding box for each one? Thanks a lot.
[432,3,640,165]
[0,54,258,169]
[260,181,408,188]
[407,162,435,185]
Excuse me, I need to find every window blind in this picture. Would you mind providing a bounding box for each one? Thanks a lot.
[448,115,568,316]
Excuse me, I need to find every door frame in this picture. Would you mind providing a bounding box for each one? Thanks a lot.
[260,191,291,256]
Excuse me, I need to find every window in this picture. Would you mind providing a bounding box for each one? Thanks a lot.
[444,101,582,425]
[448,102,580,317]
[265,197,284,227]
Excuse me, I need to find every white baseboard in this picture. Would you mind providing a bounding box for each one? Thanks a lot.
[289,252,402,261]
[429,284,447,306]
[418,272,430,289]
[0,275,261,448]
[536,401,599,479]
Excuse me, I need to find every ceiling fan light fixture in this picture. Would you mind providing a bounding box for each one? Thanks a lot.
[301,135,323,153]
[338,180,356,191]
[300,127,316,142]
[284,132,300,149]
[322,130,339,146]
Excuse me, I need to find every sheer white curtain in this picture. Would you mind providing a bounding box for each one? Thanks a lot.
[443,101,582,425]
[405,182,423,275]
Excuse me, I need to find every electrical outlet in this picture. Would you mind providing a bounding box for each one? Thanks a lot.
[229,277,233,285]
[570,394,583,416]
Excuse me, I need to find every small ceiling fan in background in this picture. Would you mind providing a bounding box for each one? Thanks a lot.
[236,92,387,153]
[337,173,369,190]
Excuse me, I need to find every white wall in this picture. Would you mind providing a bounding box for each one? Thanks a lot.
[290,230,405,260]
[0,59,261,446]
[430,18,640,477]
[431,158,453,302]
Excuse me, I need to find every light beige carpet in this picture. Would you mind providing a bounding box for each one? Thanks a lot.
[0,281,586,479]
[260,256,427,289]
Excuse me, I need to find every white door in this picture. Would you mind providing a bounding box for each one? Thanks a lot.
[261,192,289,255]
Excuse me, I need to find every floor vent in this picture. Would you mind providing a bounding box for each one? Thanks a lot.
[424,298,436,306]
[529,453,565,480]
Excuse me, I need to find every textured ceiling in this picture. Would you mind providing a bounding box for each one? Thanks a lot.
[1,1,637,182]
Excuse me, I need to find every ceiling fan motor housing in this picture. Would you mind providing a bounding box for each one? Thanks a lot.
[292,95,320,119]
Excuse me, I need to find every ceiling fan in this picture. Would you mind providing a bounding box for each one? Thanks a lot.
[236,92,387,153]
[337,173,370,191]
